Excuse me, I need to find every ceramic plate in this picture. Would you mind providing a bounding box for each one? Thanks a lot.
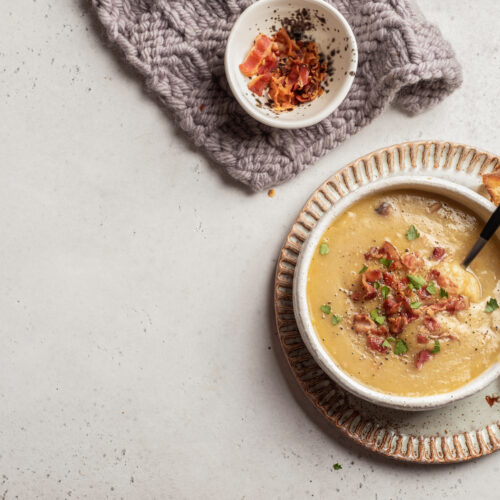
[274,141,500,463]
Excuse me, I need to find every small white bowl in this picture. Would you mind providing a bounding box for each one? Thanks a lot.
[224,0,357,129]
[293,176,500,411]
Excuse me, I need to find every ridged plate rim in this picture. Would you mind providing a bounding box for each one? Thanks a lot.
[273,140,500,463]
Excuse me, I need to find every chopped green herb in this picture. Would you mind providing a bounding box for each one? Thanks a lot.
[410,300,422,309]
[406,225,420,241]
[321,305,331,315]
[381,339,391,349]
[408,283,415,291]
[370,309,385,325]
[439,287,449,299]
[374,281,380,289]
[359,265,368,274]
[381,286,390,299]
[407,274,426,289]
[394,339,409,355]
[426,281,437,295]
[431,340,440,354]
[319,243,330,255]
[379,258,393,269]
[486,298,499,313]
[386,337,396,342]
[333,463,342,470]
[331,314,342,325]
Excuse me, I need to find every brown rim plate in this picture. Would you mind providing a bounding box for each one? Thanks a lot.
[274,140,500,463]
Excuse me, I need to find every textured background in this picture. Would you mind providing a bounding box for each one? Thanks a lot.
[0,0,499,498]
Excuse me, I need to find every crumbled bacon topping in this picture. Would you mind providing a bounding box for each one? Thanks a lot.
[416,350,433,370]
[431,247,446,261]
[240,28,327,111]
[417,332,429,344]
[367,335,387,353]
[423,313,441,332]
[388,315,407,335]
[401,253,424,272]
[350,240,469,370]
[486,395,500,407]
[361,269,381,300]
[428,269,458,294]
[352,314,375,335]
[364,241,403,271]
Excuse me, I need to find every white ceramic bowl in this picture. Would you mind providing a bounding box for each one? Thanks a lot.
[293,176,500,411]
[224,0,357,129]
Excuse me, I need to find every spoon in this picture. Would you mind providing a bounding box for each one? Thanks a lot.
[462,204,500,268]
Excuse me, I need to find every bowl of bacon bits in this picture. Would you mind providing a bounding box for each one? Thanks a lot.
[224,0,357,129]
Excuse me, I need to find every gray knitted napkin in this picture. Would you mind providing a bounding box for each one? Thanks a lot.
[92,0,462,191]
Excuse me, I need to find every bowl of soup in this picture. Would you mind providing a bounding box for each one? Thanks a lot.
[293,176,500,411]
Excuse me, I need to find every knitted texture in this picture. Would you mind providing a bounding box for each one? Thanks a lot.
[92,0,462,191]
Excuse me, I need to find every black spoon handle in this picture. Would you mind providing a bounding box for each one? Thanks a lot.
[462,204,500,267]
[481,203,500,240]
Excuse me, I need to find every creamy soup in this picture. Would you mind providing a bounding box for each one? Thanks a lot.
[307,191,500,397]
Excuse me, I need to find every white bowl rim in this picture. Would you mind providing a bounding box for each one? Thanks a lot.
[293,175,500,411]
[224,0,358,129]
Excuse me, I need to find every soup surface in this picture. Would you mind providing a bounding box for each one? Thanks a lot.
[307,191,500,397]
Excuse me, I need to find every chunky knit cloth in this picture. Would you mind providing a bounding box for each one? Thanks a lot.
[92,0,462,191]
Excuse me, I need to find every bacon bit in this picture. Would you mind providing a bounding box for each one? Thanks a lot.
[382,272,397,288]
[444,295,469,313]
[431,247,446,261]
[352,291,361,302]
[376,325,389,337]
[428,268,458,294]
[273,27,299,56]
[381,241,402,270]
[417,332,429,344]
[417,287,432,301]
[365,247,385,260]
[401,252,424,272]
[416,350,433,370]
[363,287,377,301]
[367,335,387,353]
[352,314,387,336]
[401,297,420,322]
[298,65,310,87]
[364,241,402,270]
[402,255,423,274]
[438,273,458,293]
[424,314,440,332]
[375,202,392,216]
[428,201,442,213]
[257,53,278,75]
[361,273,377,300]
[267,188,275,198]
[485,395,500,407]
[395,276,410,294]
[353,314,375,334]
[428,295,469,313]
[239,34,274,77]
[388,315,408,335]
[248,73,272,96]
[428,269,440,281]
[383,296,404,316]
[364,269,382,283]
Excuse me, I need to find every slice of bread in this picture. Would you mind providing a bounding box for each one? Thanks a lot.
[482,172,500,206]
